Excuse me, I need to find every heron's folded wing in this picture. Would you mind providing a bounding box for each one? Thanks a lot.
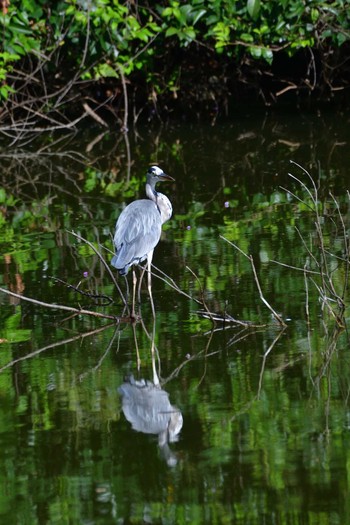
[114,200,162,263]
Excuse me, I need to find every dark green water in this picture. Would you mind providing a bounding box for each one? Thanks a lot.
[1,110,350,524]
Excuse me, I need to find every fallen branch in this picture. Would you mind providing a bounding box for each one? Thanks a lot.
[197,309,267,328]
[82,102,109,128]
[0,287,124,322]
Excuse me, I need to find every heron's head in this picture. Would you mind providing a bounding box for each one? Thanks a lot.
[147,166,174,186]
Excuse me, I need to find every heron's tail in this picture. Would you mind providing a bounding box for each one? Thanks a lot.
[111,255,118,268]
[111,254,128,275]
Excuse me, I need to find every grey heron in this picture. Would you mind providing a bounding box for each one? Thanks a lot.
[111,166,174,312]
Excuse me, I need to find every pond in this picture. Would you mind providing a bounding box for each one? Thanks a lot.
[0,108,350,524]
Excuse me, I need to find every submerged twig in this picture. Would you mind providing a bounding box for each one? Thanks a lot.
[257,327,287,399]
[78,326,121,382]
[0,323,116,374]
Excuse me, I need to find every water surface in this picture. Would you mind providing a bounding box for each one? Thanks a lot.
[0,109,350,524]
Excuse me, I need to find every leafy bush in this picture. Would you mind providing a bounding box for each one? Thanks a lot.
[0,0,349,124]
[159,0,350,61]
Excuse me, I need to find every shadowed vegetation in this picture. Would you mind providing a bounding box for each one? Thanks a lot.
[1,0,350,133]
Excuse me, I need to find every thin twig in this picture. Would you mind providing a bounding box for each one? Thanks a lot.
[270,258,320,275]
[51,276,113,306]
[67,230,128,308]
[220,236,287,327]
[257,328,287,398]
[150,262,203,305]
[249,254,286,327]
[82,102,109,128]
[186,265,215,326]
[304,261,310,324]
[116,64,128,132]
[78,326,120,382]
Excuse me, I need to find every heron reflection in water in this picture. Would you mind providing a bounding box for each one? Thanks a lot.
[119,375,183,467]
[111,165,174,315]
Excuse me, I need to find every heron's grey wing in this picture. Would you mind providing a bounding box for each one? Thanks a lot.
[112,200,162,271]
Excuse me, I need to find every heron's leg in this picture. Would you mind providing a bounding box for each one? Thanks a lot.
[131,269,137,319]
[124,275,130,301]
[121,275,131,318]
[137,264,147,304]
[147,251,156,318]
[132,321,141,370]
[150,314,159,386]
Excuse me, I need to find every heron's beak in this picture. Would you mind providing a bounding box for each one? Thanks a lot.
[158,173,175,182]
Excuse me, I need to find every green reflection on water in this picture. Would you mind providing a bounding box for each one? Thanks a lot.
[0,111,350,523]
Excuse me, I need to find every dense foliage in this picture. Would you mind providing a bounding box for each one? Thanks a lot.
[1,0,350,127]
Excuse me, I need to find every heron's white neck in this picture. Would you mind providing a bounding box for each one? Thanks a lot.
[146,182,156,201]
[146,183,172,225]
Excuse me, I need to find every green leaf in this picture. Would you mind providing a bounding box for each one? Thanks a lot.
[249,46,262,58]
[321,29,332,39]
[0,85,15,99]
[0,188,6,202]
[337,32,347,45]
[262,47,273,63]
[180,5,193,21]
[193,9,206,25]
[247,0,261,19]
[165,27,179,37]
[162,7,174,18]
[240,32,254,43]
[183,27,196,41]
[94,63,118,79]
[311,8,319,23]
